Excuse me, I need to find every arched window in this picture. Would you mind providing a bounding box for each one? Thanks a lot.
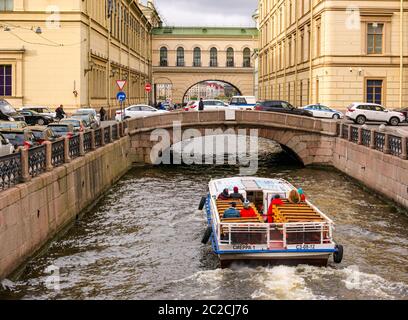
[210,47,218,67]
[243,48,251,67]
[177,47,185,67]
[160,47,168,66]
[226,47,234,67]
[193,47,201,67]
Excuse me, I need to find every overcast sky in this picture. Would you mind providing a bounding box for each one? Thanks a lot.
[145,0,258,27]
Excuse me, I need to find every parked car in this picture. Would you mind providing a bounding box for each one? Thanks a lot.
[228,96,257,110]
[184,99,228,112]
[48,123,75,138]
[0,99,25,122]
[0,121,28,129]
[20,110,54,126]
[0,132,15,156]
[75,108,101,125]
[393,107,408,122]
[0,128,38,150]
[21,106,56,118]
[72,112,99,129]
[301,104,344,119]
[254,100,313,117]
[346,103,406,126]
[59,118,87,132]
[115,105,169,121]
[30,126,59,144]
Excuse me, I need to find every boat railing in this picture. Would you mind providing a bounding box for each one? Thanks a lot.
[217,221,333,250]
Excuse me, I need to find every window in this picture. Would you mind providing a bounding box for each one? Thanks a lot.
[367,23,384,54]
[366,79,383,105]
[226,48,234,67]
[243,48,251,67]
[176,47,184,67]
[160,47,168,66]
[0,65,12,96]
[210,47,218,67]
[0,0,13,11]
[193,47,201,67]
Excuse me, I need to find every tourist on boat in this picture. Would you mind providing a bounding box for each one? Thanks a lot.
[218,188,230,200]
[223,202,241,218]
[298,188,306,202]
[288,189,301,204]
[230,186,244,202]
[265,195,284,223]
[240,200,257,218]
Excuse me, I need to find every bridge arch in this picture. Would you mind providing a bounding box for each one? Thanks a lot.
[182,80,242,103]
[127,110,339,166]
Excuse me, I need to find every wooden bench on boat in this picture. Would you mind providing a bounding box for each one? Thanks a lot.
[272,201,324,223]
[216,199,264,223]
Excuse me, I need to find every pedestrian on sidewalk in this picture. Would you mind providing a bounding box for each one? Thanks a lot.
[99,107,107,122]
[55,105,66,121]
[198,98,204,111]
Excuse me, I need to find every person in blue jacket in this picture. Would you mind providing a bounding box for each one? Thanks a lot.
[223,202,241,218]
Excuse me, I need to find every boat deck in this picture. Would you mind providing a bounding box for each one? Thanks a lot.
[215,199,324,223]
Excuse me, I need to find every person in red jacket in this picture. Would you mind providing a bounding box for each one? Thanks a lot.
[240,200,257,218]
[266,194,284,223]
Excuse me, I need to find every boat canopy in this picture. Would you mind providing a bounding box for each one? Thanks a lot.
[211,177,294,195]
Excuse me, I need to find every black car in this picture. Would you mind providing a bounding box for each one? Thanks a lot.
[254,100,313,117]
[0,99,25,122]
[20,110,54,125]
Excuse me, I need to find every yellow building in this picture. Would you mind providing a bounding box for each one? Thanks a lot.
[0,0,161,115]
[258,0,408,110]
[152,27,258,104]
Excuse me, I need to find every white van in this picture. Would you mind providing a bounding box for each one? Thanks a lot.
[228,96,257,110]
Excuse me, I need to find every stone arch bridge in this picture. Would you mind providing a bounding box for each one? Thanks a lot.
[126,111,339,166]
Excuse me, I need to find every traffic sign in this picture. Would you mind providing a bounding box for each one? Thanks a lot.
[116,91,127,102]
[145,83,152,93]
[116,80,127,90]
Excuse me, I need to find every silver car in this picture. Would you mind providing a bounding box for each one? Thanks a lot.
[0,132,14,156]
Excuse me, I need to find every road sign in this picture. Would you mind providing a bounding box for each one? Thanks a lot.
[145,83,152,93]
[116,80,127,90]
[116,91,126,102]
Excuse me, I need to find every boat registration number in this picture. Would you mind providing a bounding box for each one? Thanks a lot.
[232,244,256,250]
[293,244,316,250]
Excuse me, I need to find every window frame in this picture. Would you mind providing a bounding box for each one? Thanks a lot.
[366,22,384,55]
[226,47,234,67]
[0,64,12,97]
[159,47,168,67]
[176,47,185,67]
[365,78,385,105]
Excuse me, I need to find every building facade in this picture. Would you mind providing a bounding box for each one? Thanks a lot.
[258,0,408,110]
[0,0,161,114]
[152,27,258,104]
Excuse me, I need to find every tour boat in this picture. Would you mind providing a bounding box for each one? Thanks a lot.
[199,177,343,268]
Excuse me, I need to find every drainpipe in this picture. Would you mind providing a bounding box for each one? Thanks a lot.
[400,0,404,108]
[309,0,314,104]
[294,0,299,107]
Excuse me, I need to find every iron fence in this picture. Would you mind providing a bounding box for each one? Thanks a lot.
[69,134,81,159]
[51,139,65,167]
[388,135,402,157]
[0,152,21,190]
[361,129,371,147]
[104,127,110,144]
[351,127,359,143]
[84,131,92,152]
[341,124,348,139]
[112,125,118,140]
[94,128,102,148]
[28,145,46,177]
[374,132,385,152]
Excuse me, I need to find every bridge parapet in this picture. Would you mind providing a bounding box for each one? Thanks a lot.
[126,110,339,136]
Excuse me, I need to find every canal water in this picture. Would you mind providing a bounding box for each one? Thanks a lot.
[1,140,408,300]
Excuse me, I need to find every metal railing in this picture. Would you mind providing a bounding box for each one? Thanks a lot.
[69,134,81,159]
[0,152,22,190]
[94,128,102,148]
[339,124,408,160]
[361,129,371,147]
[374,132,385,151]
[0,122,125,192]
[28,145,46,177]
[51,139,65,167]
[84,131,92,152]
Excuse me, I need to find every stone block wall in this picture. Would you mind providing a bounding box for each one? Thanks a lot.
[0,137,132,280]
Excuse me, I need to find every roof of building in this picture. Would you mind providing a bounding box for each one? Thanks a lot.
[152,27,258,37]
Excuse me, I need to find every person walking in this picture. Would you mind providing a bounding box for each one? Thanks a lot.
[198,98,204,111]
[55,105,66,121]
[99,107,107,122]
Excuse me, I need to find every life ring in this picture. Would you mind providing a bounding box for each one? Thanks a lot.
[201,226,213,244]
[333,244,344,263]
[288,189,301,204]
[198,196,206,210]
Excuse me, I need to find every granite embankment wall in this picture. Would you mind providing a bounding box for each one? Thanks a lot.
[0,136,132,280]
[334,137,408,209]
